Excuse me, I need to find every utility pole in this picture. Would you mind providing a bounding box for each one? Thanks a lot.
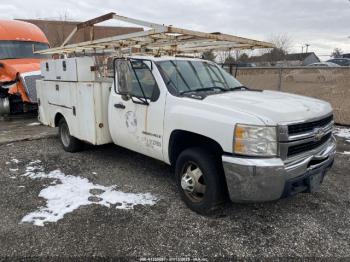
[305,44,310,53]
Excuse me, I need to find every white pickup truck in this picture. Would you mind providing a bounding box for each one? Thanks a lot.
[36,56,336,214]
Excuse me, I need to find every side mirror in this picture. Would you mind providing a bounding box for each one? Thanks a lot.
[121,94,130,101]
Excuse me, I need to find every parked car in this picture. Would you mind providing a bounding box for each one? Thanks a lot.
[326,58,350,67]
[236,62,256,67]
[307,62,341,67]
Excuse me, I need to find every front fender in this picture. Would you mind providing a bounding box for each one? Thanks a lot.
[162,95,264,163]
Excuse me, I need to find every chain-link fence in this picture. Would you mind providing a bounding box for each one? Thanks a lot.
[223,65,350,125]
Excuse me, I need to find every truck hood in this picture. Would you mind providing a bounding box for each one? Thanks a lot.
[0,58,41,82]
[203,90,332,125]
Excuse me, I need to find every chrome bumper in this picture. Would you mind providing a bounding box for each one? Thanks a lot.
[222,136,336,202]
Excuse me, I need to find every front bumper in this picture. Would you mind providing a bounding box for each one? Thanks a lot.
[222,136,336,202]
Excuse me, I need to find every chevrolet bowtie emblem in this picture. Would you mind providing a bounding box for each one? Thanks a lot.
[314,128,325,141]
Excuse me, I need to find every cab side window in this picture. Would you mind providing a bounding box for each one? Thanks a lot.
[116,60,159,101]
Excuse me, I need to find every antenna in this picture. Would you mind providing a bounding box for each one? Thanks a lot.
[305,44,310,53]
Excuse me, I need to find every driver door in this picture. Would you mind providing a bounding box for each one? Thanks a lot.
[108,59,166,161]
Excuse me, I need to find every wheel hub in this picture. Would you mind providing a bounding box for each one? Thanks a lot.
[181,173,195,193]
[180,163,206,201]
[61,123,70,147]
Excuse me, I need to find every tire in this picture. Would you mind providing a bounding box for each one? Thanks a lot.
[58,118,83,152]
[175,147,228,215]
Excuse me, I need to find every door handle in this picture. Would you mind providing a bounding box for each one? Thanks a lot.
[114,103,126,109]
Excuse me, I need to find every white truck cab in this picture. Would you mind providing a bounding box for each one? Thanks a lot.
[36,55,336,214]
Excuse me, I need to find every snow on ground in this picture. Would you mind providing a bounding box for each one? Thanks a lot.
[11,158,20,164]
[339,151,350,155]
[12,160,158,227]
[26,122,41,127]
[334,127,350,142]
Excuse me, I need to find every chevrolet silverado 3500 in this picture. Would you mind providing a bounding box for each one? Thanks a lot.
[36,56,336,214]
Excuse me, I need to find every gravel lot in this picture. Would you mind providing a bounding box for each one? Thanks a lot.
[0,118,349,259]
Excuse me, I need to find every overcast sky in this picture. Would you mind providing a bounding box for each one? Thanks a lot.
[1,0,349,59]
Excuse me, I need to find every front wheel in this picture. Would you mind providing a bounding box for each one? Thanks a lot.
[58,118,83,152]
[175,147,228,215]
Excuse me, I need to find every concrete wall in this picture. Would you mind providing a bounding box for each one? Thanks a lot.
[227,67,350,125]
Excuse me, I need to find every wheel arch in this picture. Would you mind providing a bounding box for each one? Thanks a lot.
[54,112,65,127]
[168,129,224,166]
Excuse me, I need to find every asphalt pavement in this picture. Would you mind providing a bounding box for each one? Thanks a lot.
[0,117,349,259]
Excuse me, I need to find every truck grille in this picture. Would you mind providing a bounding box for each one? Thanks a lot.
[287,132,332,157]
[22,74,42,103]
[288,115,333,135]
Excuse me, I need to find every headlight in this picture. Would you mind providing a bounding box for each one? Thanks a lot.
[234,124,277,156]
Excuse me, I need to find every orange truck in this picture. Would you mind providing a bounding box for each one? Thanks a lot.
[0,20,49,115]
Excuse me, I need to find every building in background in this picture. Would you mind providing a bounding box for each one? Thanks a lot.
[249,52,320,67]
[19,19,143,47]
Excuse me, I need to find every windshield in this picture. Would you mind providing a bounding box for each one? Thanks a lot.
[156,60,242,95]
[0,41,49,60]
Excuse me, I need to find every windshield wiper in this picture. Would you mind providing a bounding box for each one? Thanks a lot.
[229,85,249,91]
[180,86,228,95]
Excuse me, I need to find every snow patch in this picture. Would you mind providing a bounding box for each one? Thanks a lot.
[334,127,350,140]
[340,151,350,155]
[27,122,41,127]
[9,168,19,172]
[11,158,20,164]
[20,161,158,226]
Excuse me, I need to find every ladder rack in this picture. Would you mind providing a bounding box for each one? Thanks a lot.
[37,12,275,56]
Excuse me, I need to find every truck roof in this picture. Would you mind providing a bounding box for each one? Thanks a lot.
[0,20,48,43]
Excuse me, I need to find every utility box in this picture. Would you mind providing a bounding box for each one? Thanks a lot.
[40,60,57,81]
[41,57,97,82]
[36,79,113,145]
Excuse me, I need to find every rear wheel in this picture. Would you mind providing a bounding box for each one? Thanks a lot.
[58,118,83,152]
[175,147,227,215]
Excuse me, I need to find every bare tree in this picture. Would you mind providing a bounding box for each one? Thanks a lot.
[50,12,73,47]
[238,53,249,63]
[216,50,234,64]
[269,34,294,54]
[255,34,294,63]
[331,48,343,58]
[202,50,216,62]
